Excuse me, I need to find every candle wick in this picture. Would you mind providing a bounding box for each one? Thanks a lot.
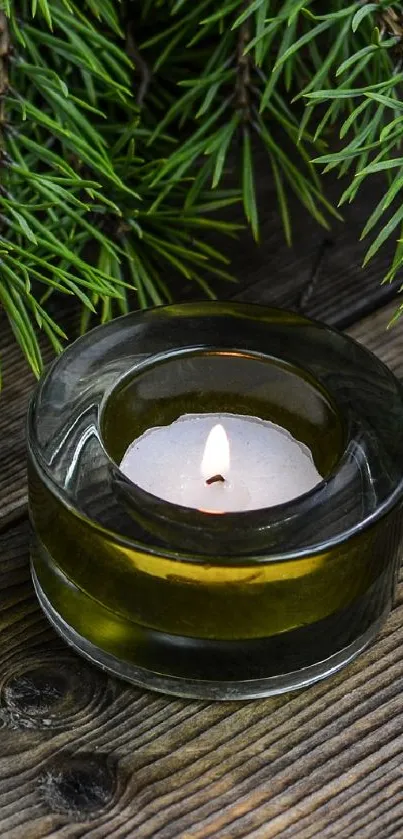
[205,474,226,485]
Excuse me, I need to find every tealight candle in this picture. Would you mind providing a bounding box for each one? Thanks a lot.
[119,413,323,512]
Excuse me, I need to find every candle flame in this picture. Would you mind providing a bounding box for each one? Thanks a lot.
[201,424,230,482]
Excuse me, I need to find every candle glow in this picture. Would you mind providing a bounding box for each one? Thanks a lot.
[201,424,230,484]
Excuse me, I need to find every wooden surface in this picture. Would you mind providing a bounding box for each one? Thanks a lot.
[186,161,401,329]
[1,210,403,837]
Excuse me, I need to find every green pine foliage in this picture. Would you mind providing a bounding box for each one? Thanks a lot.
[1,1,403,376]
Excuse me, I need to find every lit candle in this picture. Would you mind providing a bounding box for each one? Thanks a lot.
[119,413,322,512]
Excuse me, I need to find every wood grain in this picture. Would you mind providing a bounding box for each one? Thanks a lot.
[349,303,403,380]
[0,519,402,838]
[187,158,400,329]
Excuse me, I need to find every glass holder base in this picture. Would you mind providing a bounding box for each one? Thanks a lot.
[31,564,386,701]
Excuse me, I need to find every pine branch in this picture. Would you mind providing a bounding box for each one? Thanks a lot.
[3,0,403,380]
[0,10,10,151]
[235,3,252,122]
[0,0,237,379]
[126,20,152,106]
[303,2,403,287]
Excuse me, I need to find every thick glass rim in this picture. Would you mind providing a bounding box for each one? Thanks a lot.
[97,344,339,501]
[27,418,403,569]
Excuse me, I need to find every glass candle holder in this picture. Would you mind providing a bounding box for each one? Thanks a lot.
[27,303,403,700]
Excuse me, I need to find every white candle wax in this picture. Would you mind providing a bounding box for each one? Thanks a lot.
[119,413,323,513]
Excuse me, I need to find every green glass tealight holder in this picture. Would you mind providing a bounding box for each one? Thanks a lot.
[27,302,403,700]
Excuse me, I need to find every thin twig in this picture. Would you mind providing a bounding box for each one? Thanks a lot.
[235,3,252,122]
[0,9,10,255]
[126,21,152,107]
[0,11,10,135]
[298,237,334,313]
[378,5,403,39]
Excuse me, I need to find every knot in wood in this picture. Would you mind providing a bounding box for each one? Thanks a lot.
[4,669,66,715]
[40,754,117,818]
[1,660,106,730]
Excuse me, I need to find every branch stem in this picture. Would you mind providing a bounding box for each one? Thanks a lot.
[0,11,10,140]
[235,3,252,122]
[126,21,152,107]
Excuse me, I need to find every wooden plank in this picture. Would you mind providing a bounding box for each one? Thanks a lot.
[348,302,403,380]
[0,520,402,838]
[0,335,35,528]
[193,156,400,328]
